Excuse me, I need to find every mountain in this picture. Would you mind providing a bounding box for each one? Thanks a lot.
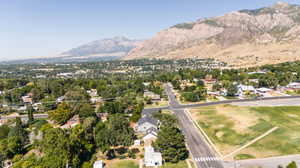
[2,37,142,64]
[61,36,142,59]
[124,2,300,67]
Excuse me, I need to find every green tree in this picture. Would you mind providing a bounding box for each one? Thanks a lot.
[286,161,297,168]
[27,105,34,123]
[226,84,238,97]
[48,103,73,124]
[154,125,189,163]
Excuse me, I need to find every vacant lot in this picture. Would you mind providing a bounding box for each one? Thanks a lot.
[190,105,300,160]
[106,160,139,168]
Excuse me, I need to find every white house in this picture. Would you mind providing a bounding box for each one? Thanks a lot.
[143,129,158,147]
[93,160,103,168]
[144,146,162,167]
[287,82,300,90]
[56,96,65,103]
[238,84,256,97]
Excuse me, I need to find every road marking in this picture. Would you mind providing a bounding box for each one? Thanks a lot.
[194,157,221,162]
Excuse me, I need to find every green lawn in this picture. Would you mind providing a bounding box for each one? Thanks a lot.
[191,105,300,159]
[162,161,188,168]
[106,160,139,168]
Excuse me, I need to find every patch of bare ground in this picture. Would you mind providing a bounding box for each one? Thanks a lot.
[215,105,259,133]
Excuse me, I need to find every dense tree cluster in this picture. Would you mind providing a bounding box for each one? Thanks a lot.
[153,113,189,163]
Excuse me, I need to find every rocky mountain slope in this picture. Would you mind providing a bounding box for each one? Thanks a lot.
[61,36,142,59]
[124,2,300,67]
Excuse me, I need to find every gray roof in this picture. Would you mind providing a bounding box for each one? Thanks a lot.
[146,127,159,135]
[138,116,159,126]
[142,109,160,117]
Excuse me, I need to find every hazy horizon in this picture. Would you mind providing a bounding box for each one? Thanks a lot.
[1,0,300,61]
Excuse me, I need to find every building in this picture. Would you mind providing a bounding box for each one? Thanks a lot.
[60,115,80,129]
[143,128,158,147]
[93,160,103,168]
[256,88,273,97]
[22,96,33,104]
[237,84,256,97]
[144,146,162,167]
[136,116,159,134]
[144,90,161,101]
[202,75,217,91]
[287,82,300,90]
[87,89,98,97]
[134,139,141,146]
[56,96,65,103]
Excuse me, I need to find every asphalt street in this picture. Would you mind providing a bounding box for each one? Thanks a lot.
[164,83,224,168]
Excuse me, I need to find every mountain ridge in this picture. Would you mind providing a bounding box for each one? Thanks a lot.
[61,36,142,58]
[124,2,300,68]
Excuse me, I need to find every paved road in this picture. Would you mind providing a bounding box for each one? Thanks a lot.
[0,114,48,121]
[164,84,224,168]
[223,154,300,168]
[143,96,300,114]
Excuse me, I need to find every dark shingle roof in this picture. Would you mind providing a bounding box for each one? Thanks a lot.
[137,116,159,126]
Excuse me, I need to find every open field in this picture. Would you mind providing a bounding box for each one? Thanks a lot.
[190,105,300,160]
[105,160,139,168]
[162,161,188,168]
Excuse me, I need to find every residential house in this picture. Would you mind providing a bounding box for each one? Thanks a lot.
[56,96,65,103]
[287,82,300,90]
[134,139,141,146]
[144,90,161,101]
[18,106,27,111]
[33,102,42,111]
[202,75,217,91]
[144,146,162,167]
[237,84,256,97]
[256,88,273,97]
[136,116,159,134]
[97,113,108,122]
[90,97,102,104]
[61,115,80,129]
[143,82,151,87]
[22,96,33,104]
[87,89,98,97]
[93,160,103,168]
[143,128,158,147]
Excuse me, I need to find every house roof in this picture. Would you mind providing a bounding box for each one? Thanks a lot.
[146,127,158,135]
[238,84,255,91]
[144,147,162,162]
[137,116,158,127]
[93,160,103,168]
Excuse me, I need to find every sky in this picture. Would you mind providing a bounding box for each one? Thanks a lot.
[0,0,300,61]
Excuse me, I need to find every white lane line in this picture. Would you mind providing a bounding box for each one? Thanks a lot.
[194,157,221,162]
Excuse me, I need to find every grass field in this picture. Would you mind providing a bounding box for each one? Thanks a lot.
[190,105,300,160]
[161,161,188,168]
[105,160,139,168]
